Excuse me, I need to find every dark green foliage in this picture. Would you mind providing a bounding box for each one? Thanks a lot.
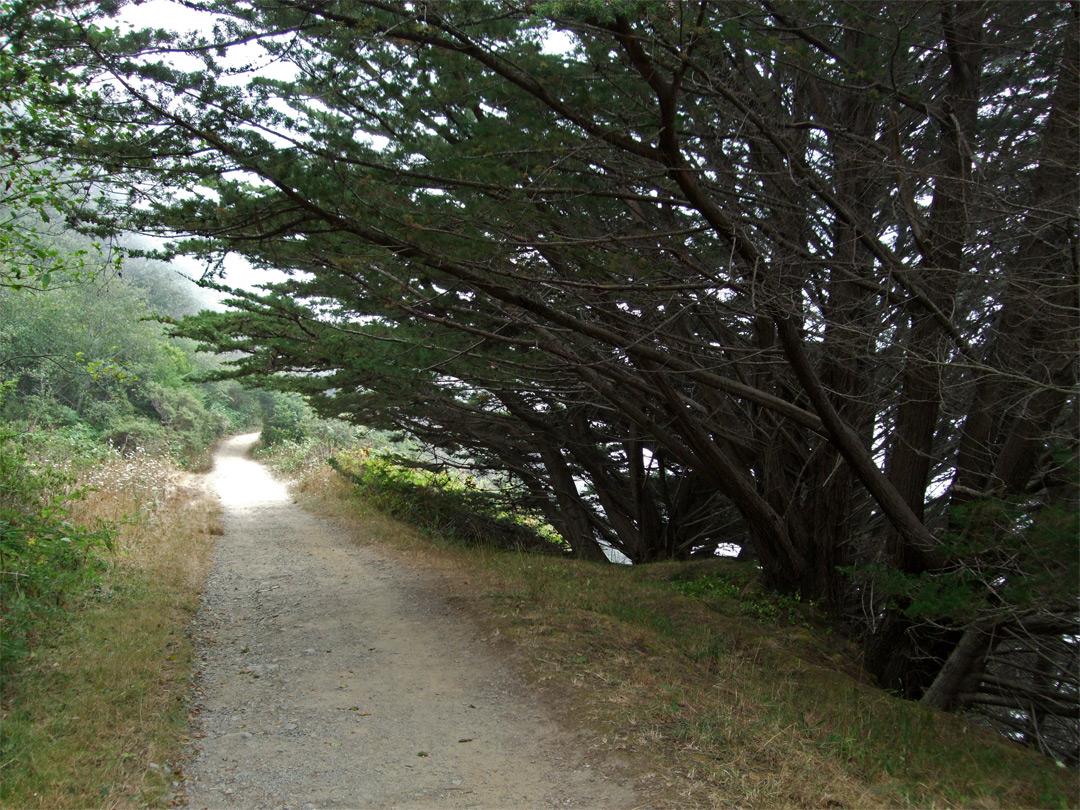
[330,448,564,555]
[856,473,1079,633]
[144,380,229,456]
[260,392,310,448]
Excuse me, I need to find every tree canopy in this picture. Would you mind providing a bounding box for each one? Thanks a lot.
[14,0,1078,763]
[0,0,126,288]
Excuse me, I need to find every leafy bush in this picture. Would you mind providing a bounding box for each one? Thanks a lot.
[261,392,310,447]
[256,418,365,474]
[0,431,114,666]
[144,380,231,458]
[14,422,110,474]
[202,380,265,432]
[330,447,563,555]
[1,394,81,428]
[102,414,167,455]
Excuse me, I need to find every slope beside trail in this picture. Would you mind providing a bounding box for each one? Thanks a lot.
[181,433,643,810]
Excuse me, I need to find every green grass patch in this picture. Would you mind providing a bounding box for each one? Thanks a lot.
[1,580,188,807]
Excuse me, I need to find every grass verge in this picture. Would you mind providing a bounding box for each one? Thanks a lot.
[287,460,1078,810]
[0,455,220,809]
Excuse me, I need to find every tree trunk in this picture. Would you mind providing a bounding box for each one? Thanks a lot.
[537,444,610,563]
[885,0,985,561]
[953,12,1079,504]
[921,624,993,711]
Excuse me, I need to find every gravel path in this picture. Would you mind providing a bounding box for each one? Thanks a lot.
[181,434,641,809]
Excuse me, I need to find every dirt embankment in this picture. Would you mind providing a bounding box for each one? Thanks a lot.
[181,433,643,809]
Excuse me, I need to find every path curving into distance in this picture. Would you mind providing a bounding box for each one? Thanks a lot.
[181,433,641,809]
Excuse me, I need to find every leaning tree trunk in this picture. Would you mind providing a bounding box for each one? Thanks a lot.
[867,1,986,697]
[923,12,1079,717]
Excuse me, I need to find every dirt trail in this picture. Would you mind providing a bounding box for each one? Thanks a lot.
[181,434,642,809]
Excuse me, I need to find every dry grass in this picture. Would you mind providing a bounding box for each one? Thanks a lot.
[0,454,221,809]
[290,462,1079,810]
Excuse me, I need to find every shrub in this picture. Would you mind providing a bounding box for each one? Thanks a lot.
[0,430,114,666]
[329,448,563,555]
[261,393,310,447]
[144,380,226,456]
[103,414,167,455]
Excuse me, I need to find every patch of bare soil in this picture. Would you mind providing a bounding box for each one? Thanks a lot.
[181,434,643,809]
